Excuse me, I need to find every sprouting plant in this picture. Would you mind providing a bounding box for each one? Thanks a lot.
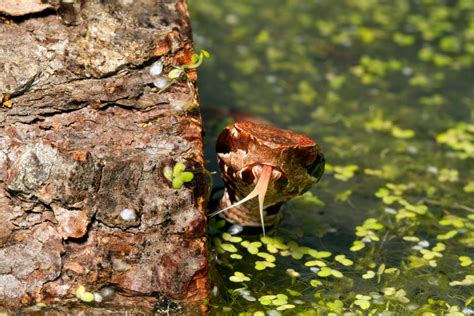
[168,49,211,80]
[75,285,94,303]
[150,49,211,93]
[163,162,194,189]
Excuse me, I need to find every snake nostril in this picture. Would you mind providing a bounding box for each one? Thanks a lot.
[307,153,325,182]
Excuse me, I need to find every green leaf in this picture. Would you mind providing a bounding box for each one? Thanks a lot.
[310,279,323,287]
[354,299,371,310]
[258,295,276,305]
[362,218,384,230]
[335,255,353,266]
[168,68,183,79]
[393,32,415,46]
[432,242,446,252]
[286,289,301,296]
[246,241,262,254]
[391,126,415,139]
[405,203,428,215]
[305,260,327,267]
[272,298,287,306]
[459,256,473,267]
[201,49,210,58]
[172,177,184,189]
[75,285,94,303]
[362,270,375,279]
[261,236,288,249]
[290,248,304,260]
[307,249,332,259]
[317,267,332,277]
[350,241,365,252]
[229,271,250,283]
[222,233,242,243]
[81,292,94,302]
[257,252,276,262]
[173,162,186,177]
[384,268,399,274]
[464,182,474,193]
[326,300,343,312]
[375,187,390,198]
[255,261,275,270]
[437,230,458,240]
[403,236,420,242]
[220,243,238,253]
[293,192,325,207]
[331,269,343,278]
[266,244,279,253]
[75,285,85,297]
[191,53,200,64]
[276,304,295,311]
[180,171,194,182]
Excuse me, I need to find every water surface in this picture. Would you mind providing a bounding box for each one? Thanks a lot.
[190,1,474,314]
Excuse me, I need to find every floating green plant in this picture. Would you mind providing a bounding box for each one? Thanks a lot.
[327,164,359,181]
[229,271,251,283]
[437,124,474,159]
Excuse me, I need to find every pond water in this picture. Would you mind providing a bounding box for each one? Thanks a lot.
[189,0,474,315]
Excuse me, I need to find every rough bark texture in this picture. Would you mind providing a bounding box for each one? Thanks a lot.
[0,0,208,313]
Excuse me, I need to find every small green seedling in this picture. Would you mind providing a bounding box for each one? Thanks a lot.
[164,162,194,189]
[168,49,211,80]
[75,285,94,303]
[155,49,210,94]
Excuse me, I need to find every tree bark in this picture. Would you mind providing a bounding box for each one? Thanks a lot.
[0,0,208,313]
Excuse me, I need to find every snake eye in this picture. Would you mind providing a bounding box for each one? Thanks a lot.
[307,153,325,182]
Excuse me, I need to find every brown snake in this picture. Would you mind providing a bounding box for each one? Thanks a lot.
[210,121,325,235]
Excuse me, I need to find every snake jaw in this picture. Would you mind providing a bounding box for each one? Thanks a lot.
[209,164,274,236]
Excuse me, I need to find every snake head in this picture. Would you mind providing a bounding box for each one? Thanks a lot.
[213,120,324,234]
[216,120,324,201]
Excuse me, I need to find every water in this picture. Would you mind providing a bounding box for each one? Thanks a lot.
[190,0,474,314]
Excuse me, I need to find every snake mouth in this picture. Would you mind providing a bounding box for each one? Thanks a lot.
[237,163,283,184]
[209,164,275,236]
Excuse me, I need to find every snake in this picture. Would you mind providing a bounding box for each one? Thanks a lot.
[209,120,325,235]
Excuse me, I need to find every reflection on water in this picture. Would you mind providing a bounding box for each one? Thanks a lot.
[190,0,474,314]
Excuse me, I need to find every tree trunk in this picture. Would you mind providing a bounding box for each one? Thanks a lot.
[0,0,208,313]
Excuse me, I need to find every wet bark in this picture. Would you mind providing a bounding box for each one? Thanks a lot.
[0,0,208,313]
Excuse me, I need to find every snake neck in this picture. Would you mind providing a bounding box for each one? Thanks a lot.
[217,190,281,227]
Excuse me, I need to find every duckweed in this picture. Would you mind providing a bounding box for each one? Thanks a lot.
[229,272,251,283]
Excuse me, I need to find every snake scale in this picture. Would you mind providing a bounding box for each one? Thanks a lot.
[210,120,325,235]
